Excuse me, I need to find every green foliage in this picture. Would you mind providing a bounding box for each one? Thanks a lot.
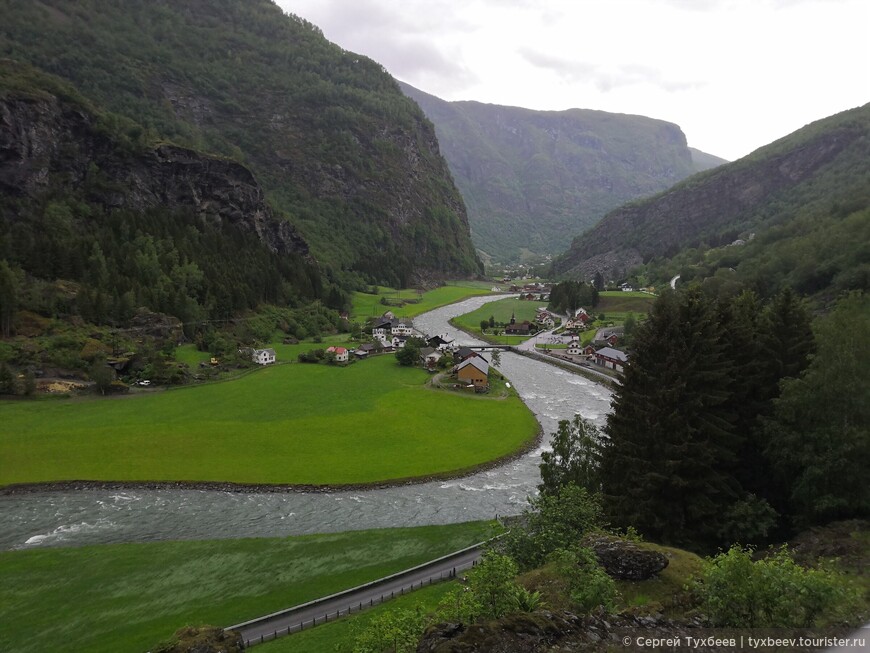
[0,362,16,395]
[436,551,520,624]
[764,291,870,526]
[548,547,619,613]
[539,414,604,495]
[601,288,741,549]
[0,259,18,337]
[395,337,426,367]
[510,586,546,613]
[700,545,860,628]
[502,484,603,570]
[548,280,598,314]
[352,606,426,653]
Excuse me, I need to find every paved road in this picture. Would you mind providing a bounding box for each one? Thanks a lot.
[229,544,484,647]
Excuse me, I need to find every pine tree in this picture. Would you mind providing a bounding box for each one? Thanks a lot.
[601,288,741,548]
[764,291,870,526]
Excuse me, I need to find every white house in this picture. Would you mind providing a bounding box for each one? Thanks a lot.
[372,319,392,341]
[252,348,276,365]
[333,346,348,363]
[566,341,583,356]
[391,320,414,336]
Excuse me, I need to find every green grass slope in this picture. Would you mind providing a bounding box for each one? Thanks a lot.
[0,522,499,653]
[0,355,538,487]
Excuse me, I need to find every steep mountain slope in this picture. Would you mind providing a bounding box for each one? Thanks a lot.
[0,0,482,287]
[689,147,728,172]
[0,60,320,322]
[400,81,724,264]
[553,103,870,285]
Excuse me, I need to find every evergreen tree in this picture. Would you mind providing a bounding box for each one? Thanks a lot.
[764,291,870,526]
[0,260,18,338]
[601,288,741,549]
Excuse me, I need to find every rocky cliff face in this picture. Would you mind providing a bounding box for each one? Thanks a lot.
[0,94,309,258]
[1,0,483,285]
[401,82,724,263]
[553,104,870,281]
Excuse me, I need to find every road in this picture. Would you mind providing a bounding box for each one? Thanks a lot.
[228,544,484,647]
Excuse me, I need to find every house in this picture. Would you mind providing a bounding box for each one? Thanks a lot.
[594,347,629,372]
[455,356,489,387]
[372,319,392,341]
[333,346,348,363]
[419,347,442,370]
[593,327,623,346]
[391,320,414,337]
[252,348,276,365]
[353,349,368,359]
[427,334,454,351]
[357,343,378,355]
[566,341,583,356]
[619,283,635,292]
[583,344,597,356]
[454,347,479,363]
[392,335,408,348]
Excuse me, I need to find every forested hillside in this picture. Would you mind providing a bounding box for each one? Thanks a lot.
[401,81,724,264]
[0,0,482,288]
[552,103,870,300]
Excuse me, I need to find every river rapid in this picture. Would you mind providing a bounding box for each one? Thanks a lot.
[0,295,612,550]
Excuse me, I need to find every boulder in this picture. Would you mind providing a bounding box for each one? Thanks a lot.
[585,535,669,581]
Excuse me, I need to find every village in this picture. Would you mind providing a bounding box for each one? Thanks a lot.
[249,287,633,393]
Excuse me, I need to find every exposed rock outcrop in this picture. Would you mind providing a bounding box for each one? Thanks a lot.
[0,93,310,258]
[584,535,669,581]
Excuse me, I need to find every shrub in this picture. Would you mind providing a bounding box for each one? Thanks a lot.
[548,547,619,613]
[501,484,604,569]
[700,545,860,628]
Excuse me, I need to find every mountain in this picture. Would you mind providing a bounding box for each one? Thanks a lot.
[400,81,724,264]
[689,147,728,172]
[0,0,482,289]
[552,103,870,296]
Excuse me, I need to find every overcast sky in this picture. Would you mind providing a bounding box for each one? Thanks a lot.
[277,0,868,161]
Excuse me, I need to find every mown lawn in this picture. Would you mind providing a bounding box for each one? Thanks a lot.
[0,522,499,653]
[0,355,538,487]
[350,281,494,321]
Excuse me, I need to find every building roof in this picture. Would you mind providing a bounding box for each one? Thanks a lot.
[334,347,348,354]
[254,348,276,356]
[595,347,629,362]
[456,356,489,376]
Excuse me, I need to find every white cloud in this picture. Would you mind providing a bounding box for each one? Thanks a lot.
[278,0,870,160]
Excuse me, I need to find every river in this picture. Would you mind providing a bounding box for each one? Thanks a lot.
[0,295,612,550]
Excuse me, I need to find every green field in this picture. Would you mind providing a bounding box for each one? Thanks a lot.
[350,281,494,321]
[0,355,538,487]
[596,291,656,315]
[0,522,499,653]
[448,297,541,343]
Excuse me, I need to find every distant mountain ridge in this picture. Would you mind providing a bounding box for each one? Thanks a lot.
[552,103,870,285]
[400,81,725,264]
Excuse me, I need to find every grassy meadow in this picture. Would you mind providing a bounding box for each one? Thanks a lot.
[0,354,538,487]
[349,281,494,321]
[0,522,499,653]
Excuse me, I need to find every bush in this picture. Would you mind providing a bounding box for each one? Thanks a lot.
[549,547,619,613]
[700,545,860,628]
[501,484,604,570]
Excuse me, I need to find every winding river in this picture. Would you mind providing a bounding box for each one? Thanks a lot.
[0,295,612,550]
